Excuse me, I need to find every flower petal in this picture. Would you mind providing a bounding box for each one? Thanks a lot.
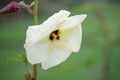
[25,10,70,43]
[61,14,87,29]
[41,41,72,70]
[24,37,51,64]
[25,25,40,43]
[63,25,82,52]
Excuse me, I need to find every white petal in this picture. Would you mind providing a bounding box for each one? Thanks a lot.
[61,14,87,29]
[42,41,72,70]
[25,25,40,43]
[24,37,51,64]
[25,10,70,43]
[62,25,82,52]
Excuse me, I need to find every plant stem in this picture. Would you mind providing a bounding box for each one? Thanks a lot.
[34,0,38,25]
[33,64,37,80]
[33,0,38,80]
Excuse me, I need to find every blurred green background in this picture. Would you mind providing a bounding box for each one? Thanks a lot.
[0,0,120,80]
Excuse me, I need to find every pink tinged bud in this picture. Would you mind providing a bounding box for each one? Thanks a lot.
[0,1,20,14]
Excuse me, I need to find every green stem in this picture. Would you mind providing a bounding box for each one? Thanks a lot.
[33,64,37,80]
[25,0,38,80]
[33,0,38,80]
[34,0,38,25]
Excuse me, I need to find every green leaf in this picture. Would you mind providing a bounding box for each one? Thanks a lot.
[18,1,29,8]
[19,1,35,8]
[7,54,27,63]
[29,1,35,8]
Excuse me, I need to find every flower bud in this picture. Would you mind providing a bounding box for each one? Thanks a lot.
[25,71,35,80]
[0,1,20,14]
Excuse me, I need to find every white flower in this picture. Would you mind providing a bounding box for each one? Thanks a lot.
[24,10,87,70]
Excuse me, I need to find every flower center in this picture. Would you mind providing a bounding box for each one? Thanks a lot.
[49,30,60,41]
